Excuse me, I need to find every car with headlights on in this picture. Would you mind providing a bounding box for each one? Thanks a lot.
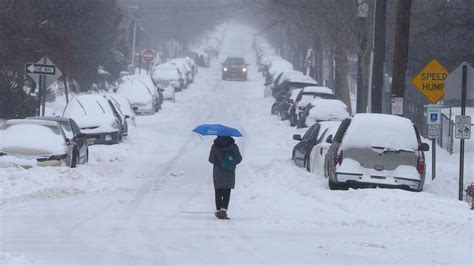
[0,119,83,168]
[63,95,123,145]
[222,57,248,81]
[324,114,429,192]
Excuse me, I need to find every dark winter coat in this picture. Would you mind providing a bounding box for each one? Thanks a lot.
[208,136,242,189]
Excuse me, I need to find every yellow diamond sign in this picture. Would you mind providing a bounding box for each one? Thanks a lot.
[411,59,449,104]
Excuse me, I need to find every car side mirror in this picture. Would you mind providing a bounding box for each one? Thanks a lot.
[326,135,333,143]
[124,115,130,119]
[76,133,86,139]
[65,138,71,145]
[419,143,430,151]
[293,134,302,141]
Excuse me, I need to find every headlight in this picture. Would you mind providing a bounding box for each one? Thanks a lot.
[242,67,247,72]
[223,67,228,72]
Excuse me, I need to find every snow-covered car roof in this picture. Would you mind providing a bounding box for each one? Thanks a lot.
[302,86,333,94]
[0,122,67,156]
[62,95,117,129]
[287,74,318,85]
[341,114,419,151]
[307,98,350,123]
[117,75,156,105]
[152,64,181,81]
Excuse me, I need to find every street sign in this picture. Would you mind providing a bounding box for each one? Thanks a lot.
[391,96,404,115]
[428,124,441,139]
[25,56,62,89]
[142,49,156,62]
[411,59,449,104]
[445,62,474,103]
[25,63,56,75]
[455,115,471,139]
[425,104,442,124]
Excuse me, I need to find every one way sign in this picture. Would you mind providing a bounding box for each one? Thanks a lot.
[25,63,56,75]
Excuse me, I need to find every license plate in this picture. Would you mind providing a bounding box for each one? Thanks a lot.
[371,175,386,179]
[87,138,95,145]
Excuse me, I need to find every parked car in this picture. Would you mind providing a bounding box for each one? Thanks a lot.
[292,121,340,170]
[117,75,161,115]
[103,94,131,136]
[308,121,342,175]
[297,98,350,128]
[222,57,248,81]
[152,63,184,91]
[170,58,194,84]
[292,86,335,126]
[26,116,89,166]
[0,119,83,168]
[324,114,430,191]
[107,93,136,127]
[153,79,176,102]
[63,95,123,145]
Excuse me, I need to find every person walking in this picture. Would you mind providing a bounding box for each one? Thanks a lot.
[208,136,242,219]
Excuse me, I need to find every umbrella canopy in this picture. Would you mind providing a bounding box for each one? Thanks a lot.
[192,124,243,137]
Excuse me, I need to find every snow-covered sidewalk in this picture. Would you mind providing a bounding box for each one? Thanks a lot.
[1,24,472,265]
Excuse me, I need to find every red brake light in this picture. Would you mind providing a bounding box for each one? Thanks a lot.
[417,153,425,175]
[333,149,343,166]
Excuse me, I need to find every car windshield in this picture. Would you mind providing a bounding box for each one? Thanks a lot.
[155,79,170,88]
[224,57,245,65]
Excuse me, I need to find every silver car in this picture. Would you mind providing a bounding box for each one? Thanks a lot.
[324,114,430,192]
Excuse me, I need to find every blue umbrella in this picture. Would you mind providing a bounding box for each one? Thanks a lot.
[192,124,243,137]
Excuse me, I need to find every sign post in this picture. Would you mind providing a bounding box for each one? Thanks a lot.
[412,59,449,182]
[25,56,62,116]
[425,104,442,180]
[142,49,156,74]
[411,59,449,104]
[446,62,473,200]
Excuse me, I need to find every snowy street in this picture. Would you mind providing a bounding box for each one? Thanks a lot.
[1,25,473,265]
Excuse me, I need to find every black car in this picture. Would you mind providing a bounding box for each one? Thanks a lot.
[292,123,323,171]
[27,116,89,166]
[222,57,248,81]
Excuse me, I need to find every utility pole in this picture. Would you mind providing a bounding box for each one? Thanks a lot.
[371,0,387,113]
[391,0,412,116]
[356,0,369,113]
[131,19,137,68]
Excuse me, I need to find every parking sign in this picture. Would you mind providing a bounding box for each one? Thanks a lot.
[425,104,442,124]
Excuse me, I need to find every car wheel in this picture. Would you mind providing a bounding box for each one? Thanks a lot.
[85,148,89,163]
[291,150,296,161]
[271,103,278,115]
[328,178,340,190]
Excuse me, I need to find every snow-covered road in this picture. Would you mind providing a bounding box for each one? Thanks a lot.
[1,25,472,265]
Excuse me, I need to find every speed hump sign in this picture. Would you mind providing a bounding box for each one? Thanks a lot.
[412,59,449,104]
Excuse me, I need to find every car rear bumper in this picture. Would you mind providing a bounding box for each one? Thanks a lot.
[335,172,422,191]
[86,131,120,145]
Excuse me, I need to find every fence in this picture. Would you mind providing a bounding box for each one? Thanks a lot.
[439,110,454,154]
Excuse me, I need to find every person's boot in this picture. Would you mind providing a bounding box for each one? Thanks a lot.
[215,210,221,218]
[220,209,229,220]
